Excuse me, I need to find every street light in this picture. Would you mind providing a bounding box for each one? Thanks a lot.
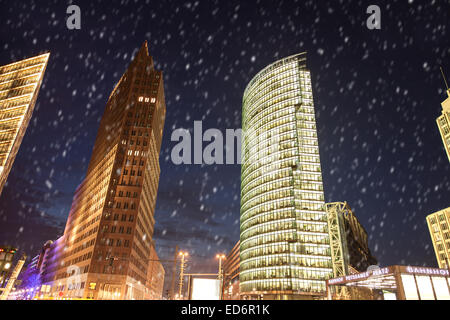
[178,251,188,299]
[216,254,226,280]
[216,254,226,300]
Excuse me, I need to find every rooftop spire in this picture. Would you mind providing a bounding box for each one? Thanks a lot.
[137,40,149,59]
[130,40,154,71]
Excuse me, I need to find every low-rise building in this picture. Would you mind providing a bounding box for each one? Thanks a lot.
[327,265,450,300]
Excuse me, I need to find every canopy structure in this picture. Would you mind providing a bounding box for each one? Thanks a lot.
[326,265,450,300]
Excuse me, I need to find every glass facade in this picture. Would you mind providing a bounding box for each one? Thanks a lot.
[426,207,450,269]
[240,53,332,299]
[436,89,450,162]
[0,53,49,195]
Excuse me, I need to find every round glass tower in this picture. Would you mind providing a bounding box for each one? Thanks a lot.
[240,53,332,300]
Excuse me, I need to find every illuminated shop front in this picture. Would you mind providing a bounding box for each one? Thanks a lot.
[240,53,332,300]
[326,265,450,300]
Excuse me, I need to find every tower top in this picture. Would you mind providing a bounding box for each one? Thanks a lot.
[139,41,149,55]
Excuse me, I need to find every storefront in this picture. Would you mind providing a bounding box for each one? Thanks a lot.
[326,265,450,300]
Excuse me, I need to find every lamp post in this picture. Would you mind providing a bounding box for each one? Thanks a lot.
[178,251,188,299]
[216,254,226,300]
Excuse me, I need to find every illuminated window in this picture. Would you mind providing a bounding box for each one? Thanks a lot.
[431,277,450,300]
[138,96,143,102]
[416,276,435,300]
[401,274,419,300]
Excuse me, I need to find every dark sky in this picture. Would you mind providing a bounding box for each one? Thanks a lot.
[0,0,449,284]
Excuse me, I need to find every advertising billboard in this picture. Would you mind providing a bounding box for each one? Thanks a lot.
[191,278,221,300]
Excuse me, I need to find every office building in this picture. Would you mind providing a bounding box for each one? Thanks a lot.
[223,241,240,300]
[36,41,166,300]
[240,53,332,299]
[427,207,450,269]
[436,83,450,162]
[0,53,49,195]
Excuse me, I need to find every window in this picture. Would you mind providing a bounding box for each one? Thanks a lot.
[138,96,143,102]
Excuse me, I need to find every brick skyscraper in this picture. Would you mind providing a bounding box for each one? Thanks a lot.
[40,42,166,300]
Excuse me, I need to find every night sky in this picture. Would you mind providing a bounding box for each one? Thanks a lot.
[0,0,449,284]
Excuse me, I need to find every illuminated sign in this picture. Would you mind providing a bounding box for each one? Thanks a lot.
[405,266,449,276]
[191,278,220,300]
[327,267,390,285]
[327,266,450,286]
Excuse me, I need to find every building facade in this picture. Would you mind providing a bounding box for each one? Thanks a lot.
[144,244,165,300]
[223,241,240,300]
[240,53,333,300]
[436,88,450,162]
[0,53,49,195]
[36,41,166,300]
[0,246,17,288]
[325,202,377,277]
[327,265,450,300]
[427,207,450,269]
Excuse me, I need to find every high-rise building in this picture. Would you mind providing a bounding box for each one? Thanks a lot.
[222,241,240,300]
[0,53,49,195]
[426,207,450,269]
[436,87,450,162]
[240,53,333,300]
[38,41,166,300]
[325,202,377,277]
[144,244,165,300]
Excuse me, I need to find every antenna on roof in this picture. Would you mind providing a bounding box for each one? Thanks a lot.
[440,66,449,90]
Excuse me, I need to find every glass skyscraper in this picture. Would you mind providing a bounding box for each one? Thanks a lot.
[0,53,49,195]
[240,53,332,300]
